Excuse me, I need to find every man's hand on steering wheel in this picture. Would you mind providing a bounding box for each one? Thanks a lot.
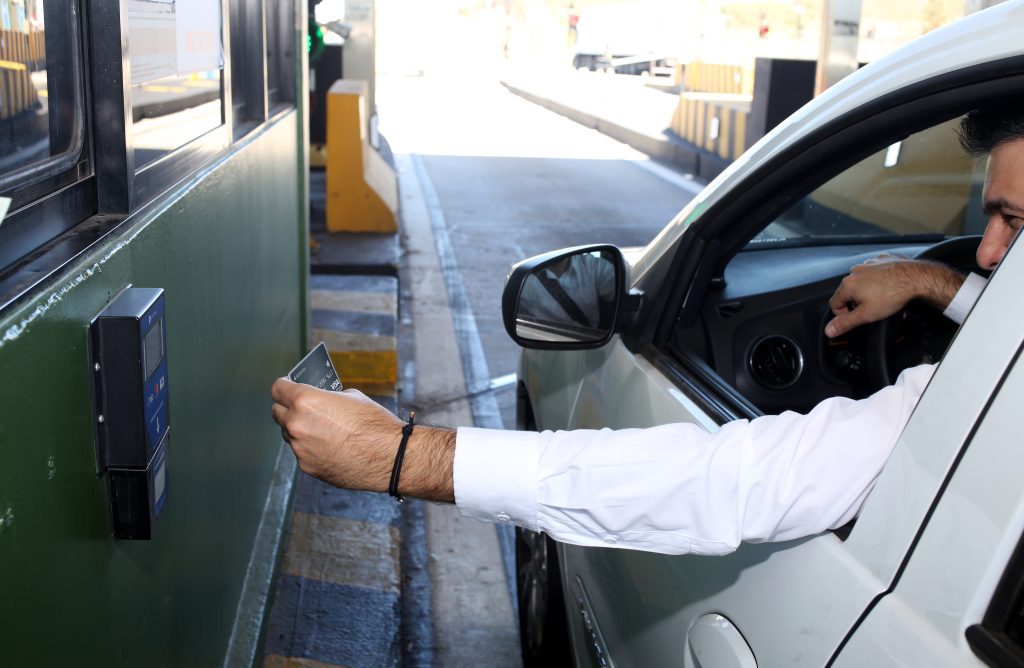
[825,255,966,339]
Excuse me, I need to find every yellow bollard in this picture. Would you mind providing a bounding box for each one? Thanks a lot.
[326,79,397,233]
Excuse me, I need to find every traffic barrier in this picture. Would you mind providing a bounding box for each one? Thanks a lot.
[671,95,750,162]
[326,79,397,233]
[0,59,37,120]
[0,29,44,120]
[684,61,754,96]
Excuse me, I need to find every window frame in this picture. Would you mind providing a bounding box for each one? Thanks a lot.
[0,0,300,313]
[265,0,296,112]
[119,0,234,212]
[0,0,88,201]
[229,0,269,139]
[0,0,94,275]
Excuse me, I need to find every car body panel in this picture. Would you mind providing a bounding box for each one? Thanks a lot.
[521,340,720,435]
[835,348,1024,667]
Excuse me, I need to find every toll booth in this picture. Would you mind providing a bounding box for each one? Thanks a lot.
[0,1,309,665]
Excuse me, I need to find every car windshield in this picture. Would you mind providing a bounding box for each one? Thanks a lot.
[747,117,989,247]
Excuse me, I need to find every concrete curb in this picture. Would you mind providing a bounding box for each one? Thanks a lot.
[501,80,699,173]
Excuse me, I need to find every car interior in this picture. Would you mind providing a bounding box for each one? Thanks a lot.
[665,115,990,416]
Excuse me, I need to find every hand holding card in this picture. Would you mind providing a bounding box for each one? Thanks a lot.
[288,342,343,392]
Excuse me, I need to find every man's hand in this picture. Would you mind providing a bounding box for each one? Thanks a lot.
[825,256,965,338]
[270,378,456,502]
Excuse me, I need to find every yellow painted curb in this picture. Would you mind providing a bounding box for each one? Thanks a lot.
[329,349,397,390]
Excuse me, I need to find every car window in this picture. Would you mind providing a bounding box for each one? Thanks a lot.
[749,117,987,247]
[663,111,989,421]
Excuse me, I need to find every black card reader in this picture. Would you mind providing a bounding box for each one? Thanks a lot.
[89,288,170,539]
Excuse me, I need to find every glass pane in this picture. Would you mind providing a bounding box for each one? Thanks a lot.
[749,117,984,247]
[0,0,80,186]
[128,0,224,168]
[132,70,222,168]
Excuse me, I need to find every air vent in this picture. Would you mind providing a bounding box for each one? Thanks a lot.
[748,335,804,390]
[716,301,744,318]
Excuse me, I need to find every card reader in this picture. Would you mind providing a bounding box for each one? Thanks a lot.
[89,288,169,539]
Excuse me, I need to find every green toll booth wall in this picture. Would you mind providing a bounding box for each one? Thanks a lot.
[0,110,308,664]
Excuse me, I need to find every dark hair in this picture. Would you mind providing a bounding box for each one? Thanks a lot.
[958,105,1024,156]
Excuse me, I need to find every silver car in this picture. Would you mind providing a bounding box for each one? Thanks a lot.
[503,4,1024,666]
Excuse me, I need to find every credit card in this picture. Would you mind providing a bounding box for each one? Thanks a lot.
[288,342,343,392]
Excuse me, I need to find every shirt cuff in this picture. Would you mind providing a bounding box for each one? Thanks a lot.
[453,427,540,529]
[943,272,986,325]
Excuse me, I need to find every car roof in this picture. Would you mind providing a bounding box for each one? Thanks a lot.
[631,0,1024,281]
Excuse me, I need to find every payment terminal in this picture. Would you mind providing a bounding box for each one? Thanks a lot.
[89,287,169,539]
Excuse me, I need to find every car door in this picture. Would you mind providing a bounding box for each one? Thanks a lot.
[832,240,1024,666]
[518,74,1024,667]
[526,264,1020,667]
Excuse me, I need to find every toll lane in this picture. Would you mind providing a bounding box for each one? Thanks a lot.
[378,70,700,666]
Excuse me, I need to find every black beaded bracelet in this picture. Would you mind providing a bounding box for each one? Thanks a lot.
[388,412,416,502]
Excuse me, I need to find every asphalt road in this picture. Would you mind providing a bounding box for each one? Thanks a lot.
[379,72,696,430]
[377,70,699,665]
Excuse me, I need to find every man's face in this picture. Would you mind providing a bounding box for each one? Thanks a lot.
[977,138,1024,270]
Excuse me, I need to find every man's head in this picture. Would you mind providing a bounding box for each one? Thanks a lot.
[958,106,1024,270]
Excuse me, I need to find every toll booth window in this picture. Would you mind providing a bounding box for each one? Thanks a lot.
[127,0,224,169]
[0,0,85,206]
[0,0,92,280]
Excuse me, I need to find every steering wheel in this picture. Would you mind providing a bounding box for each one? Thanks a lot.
[866,236,983,389]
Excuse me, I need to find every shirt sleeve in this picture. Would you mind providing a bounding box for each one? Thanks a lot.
[454,364,935,556]
[942,272,986,325]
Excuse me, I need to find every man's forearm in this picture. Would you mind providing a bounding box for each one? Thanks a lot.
[397,426,457,503]
[915,260,966,310]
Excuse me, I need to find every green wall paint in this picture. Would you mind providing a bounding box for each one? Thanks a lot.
[0,113,304,666]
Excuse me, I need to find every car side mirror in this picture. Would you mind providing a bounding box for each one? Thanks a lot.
[502,244,626,350]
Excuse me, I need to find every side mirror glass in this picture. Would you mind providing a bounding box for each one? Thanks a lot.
[502,245,625,349]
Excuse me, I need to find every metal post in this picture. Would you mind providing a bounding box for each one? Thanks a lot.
[814,0,862,95]
[343,0,376,141]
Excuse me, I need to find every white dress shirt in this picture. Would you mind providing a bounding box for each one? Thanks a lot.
[943,271,986,324]
[453,273,983,556]
[455,364,934,555]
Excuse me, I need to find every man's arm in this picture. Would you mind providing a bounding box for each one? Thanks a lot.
[825,256,965,338]
[271,378,456,502]
[272,364,933,556]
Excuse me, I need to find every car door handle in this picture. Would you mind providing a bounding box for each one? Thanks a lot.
[686,613,757,668]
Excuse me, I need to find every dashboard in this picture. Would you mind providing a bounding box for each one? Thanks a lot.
[689,241,970,415]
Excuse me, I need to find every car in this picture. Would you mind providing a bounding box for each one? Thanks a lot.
[502,3,1024,667]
